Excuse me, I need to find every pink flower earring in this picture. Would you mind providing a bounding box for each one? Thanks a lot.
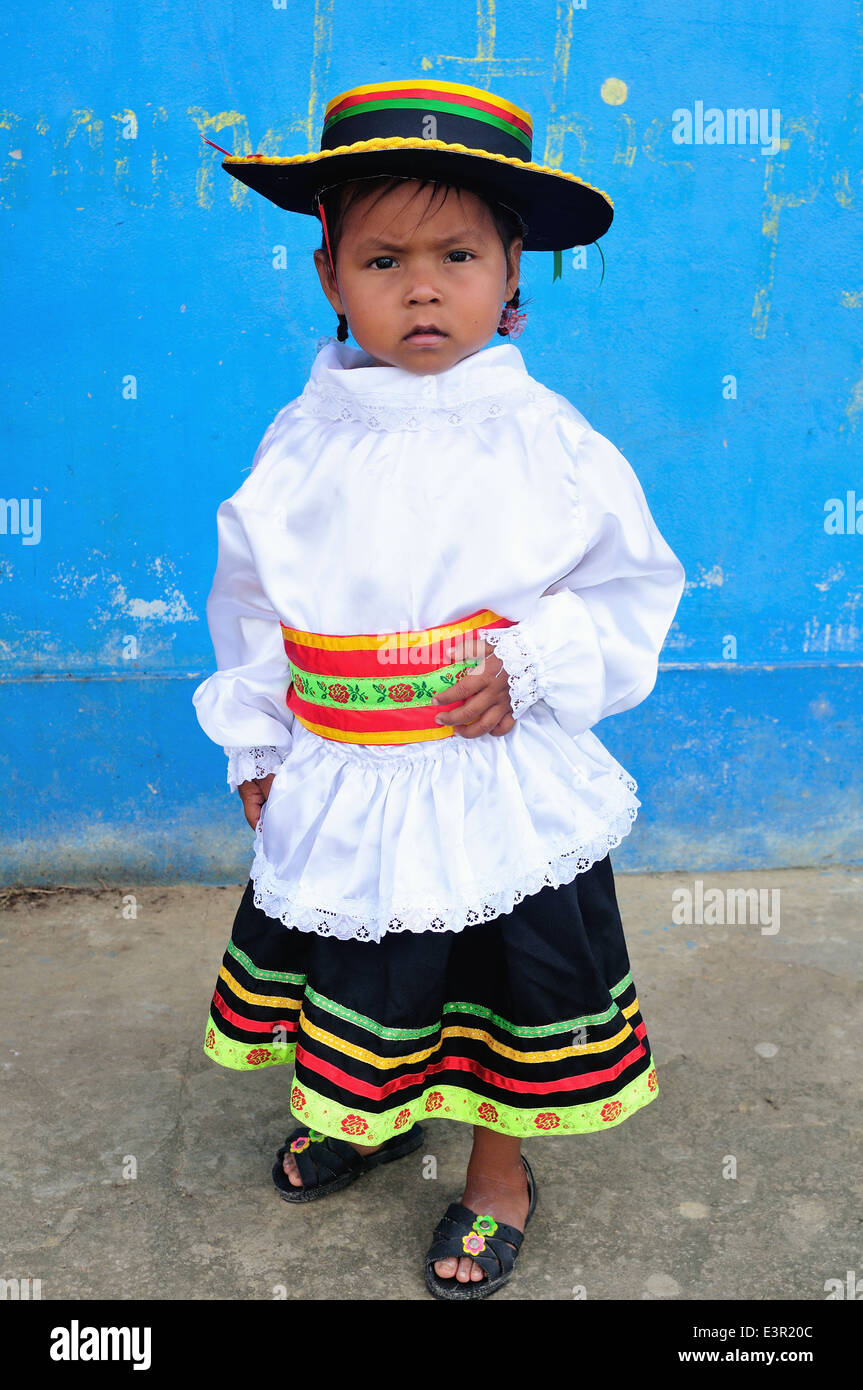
[497,287,528,339]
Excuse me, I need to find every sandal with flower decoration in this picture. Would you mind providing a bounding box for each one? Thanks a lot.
[423,1154,537,1299]
[272,1122,425,1204]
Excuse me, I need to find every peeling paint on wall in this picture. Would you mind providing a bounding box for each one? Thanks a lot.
[50,558,196,625]
[803,593,862,653]
[813,565,846,592]
[684,565,725,593]
[752,120,821,339]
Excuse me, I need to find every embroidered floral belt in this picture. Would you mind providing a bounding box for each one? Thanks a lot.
[281,608,516,744]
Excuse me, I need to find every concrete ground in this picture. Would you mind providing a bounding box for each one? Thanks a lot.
[1,864,860,1302]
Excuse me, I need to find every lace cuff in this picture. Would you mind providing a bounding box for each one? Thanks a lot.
[225,745,289,794]
[477,626,542,718]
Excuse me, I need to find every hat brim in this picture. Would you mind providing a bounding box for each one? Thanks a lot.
[219,137,613,251]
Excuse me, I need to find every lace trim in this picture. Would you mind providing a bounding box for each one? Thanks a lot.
[225,745,288,794]
[296,377,559,433]
[478,625,542,718]
[247,770,639,943]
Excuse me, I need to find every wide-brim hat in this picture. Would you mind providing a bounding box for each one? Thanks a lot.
[205,79,613,267]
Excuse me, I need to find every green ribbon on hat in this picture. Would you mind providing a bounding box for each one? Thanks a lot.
[551,244,605,286]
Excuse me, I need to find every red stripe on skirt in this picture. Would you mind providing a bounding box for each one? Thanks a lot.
[294,1023,648,1101]
[212,990,298,1035]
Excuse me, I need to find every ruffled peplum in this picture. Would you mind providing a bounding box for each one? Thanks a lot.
[248,703,639,943]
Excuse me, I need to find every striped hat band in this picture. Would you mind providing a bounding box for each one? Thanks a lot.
[321,81,533,163]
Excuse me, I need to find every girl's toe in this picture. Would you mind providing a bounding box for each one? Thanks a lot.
[431,1253,487,1284]
[283,1155,303,1186]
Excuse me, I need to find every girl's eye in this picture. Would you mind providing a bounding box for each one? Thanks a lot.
[366,250,474,269]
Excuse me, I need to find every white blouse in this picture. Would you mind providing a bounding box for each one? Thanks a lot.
[192,337,685,943]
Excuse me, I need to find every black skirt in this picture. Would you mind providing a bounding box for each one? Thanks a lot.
[203,854,659,1141]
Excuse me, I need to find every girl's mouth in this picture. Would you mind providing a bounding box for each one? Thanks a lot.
[404,326,447,343]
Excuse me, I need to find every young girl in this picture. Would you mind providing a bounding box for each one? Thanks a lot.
[194,78,685,1300]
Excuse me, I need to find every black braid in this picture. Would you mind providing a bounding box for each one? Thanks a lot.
[497,285,520,337]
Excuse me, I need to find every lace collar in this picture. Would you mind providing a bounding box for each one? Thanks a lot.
[296,336,555,432]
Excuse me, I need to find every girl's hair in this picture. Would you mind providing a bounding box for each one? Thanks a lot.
[317,175,530,337]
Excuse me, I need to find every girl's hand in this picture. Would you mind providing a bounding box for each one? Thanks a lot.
[431,641,516,738]
[238,772,276,829]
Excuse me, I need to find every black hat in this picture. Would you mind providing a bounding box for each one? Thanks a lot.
[204,78,613,277]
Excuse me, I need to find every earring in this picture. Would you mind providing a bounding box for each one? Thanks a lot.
[336,313,349,342]
[497,287,528,339]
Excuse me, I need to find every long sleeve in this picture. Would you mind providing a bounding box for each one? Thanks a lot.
[479,424,685,741]
[192,495,295,793]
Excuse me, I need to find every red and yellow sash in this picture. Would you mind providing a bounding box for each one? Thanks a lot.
[281,609,515,744]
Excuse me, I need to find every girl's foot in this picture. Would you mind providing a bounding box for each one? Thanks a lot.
[433,1157,531,1284]
[282,1136,384,1188]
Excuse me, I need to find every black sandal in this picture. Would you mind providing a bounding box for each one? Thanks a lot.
[424,1154,537,1299]
[273,1122,424,1204]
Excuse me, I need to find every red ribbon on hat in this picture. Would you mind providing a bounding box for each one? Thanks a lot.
[318,201,338,283]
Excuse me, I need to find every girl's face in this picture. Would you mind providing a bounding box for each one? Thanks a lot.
[313,180,522,373]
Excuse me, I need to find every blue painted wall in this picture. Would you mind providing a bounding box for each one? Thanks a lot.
[2,1,861,882]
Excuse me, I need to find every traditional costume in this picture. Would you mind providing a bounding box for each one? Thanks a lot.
[194,79,685,1153]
